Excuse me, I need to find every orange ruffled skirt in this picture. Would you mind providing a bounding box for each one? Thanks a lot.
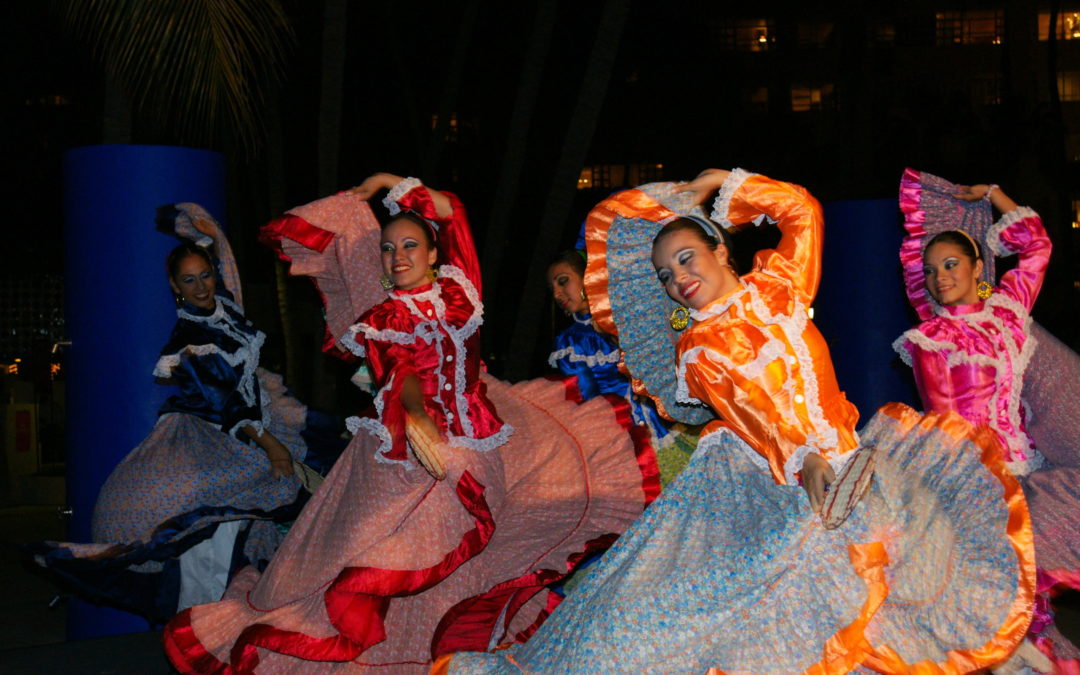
[442,404,1034,674]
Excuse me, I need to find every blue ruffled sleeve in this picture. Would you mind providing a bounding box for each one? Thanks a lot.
[549,322,627,401]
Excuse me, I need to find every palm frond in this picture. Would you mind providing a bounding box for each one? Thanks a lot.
[55,0,294,155]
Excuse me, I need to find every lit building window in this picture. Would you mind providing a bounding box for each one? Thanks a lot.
[1058,71,1080,102]
[576,163,664,190]
[936,10,1003,45]
[791,84,836,112]
[712,19,775,52]
[797,23,834,47]
[1038,11,1080,40]
[1072,199,1080,228]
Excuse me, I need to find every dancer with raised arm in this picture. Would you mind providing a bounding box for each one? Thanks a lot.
[895,168,1079,669]
[32,205,339,623]
[440,169,1035,674]
[164,175,656,674]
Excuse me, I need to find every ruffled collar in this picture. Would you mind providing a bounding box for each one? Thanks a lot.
[572,311,592,325]
[177,298,224,322]
[690,280,748,323]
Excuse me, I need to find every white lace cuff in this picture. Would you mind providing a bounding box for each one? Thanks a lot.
[710,168,754,230]
[382,177,423,215]
[986,206,1038,257]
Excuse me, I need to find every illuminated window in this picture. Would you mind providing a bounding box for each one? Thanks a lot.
[791,84,836,112]
[576,163,664,190]
[1058,71,1080,102]
[798,23,834,47]
[429,113,477,142]
[712,19,775,52]
[936,10,1003,45]
[1038,11,1080,40]
[1072,199,1080,228]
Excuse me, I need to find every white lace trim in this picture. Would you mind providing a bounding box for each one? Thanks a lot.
[448,423,514,452]
[709,168,754,230]
[690,283,749,323]
[352,266,504,447]
[572,313,592,325]
[1006,450,1046,477]
[986,206,1039,258]
[154,297,265,413]
[700,425,771,473]
[904,294,1036,461]
[547,346,621,369]
[680,278,843,455]
[382,177,422,216]
[674,347,708,406]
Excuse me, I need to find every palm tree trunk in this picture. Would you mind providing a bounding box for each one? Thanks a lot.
[504,0,630,381]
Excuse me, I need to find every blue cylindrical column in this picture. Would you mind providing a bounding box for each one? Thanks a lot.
[815,199,919,416]
[62,145,225,639]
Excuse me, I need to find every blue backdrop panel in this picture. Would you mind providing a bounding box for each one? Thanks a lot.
[63,145,225,639]
[814,199,919,417]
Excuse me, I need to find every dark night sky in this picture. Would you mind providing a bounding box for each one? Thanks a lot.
[3,1,1078,390]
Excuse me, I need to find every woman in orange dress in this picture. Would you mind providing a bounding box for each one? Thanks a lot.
[440,169,1036,674]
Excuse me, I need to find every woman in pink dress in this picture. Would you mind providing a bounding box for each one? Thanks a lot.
[894,168,1079,668]
[163,174,657,674]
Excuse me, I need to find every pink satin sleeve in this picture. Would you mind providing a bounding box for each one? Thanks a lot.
[729,175,825,306]
[995,209,1051,312]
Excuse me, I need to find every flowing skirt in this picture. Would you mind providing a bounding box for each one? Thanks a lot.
[443,403,1034,674]
[163,374,657,674]
[31,369,334,623]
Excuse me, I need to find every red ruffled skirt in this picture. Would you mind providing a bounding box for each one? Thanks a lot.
[164,374,657,674]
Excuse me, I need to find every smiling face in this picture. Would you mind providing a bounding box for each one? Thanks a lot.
[651,228,734,310]
[169,253,217,310]
[547,261,588,315]
[923,241,984,306]
[380,217,438,290]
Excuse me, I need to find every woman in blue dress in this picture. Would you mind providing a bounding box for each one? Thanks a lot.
[547,249,694,487]
[32,204,339,623]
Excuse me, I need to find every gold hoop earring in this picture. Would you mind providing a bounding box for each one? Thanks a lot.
[427,268,439,282]
[380,275,395,290]
[669,305,690,331]
[976,280,993,300]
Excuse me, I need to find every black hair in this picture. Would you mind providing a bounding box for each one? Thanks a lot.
[383,212,436,249]
[548,249,586,277]
[166,242,214,280]
[924,230,981,263]
[653,217,738,273]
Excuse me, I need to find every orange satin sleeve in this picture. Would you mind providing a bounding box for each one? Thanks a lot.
[726,174,825,307]
[583,188,676,340]
[681,328,808,485]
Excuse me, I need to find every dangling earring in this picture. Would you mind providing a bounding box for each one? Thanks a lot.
[427,268,439,283]
[174,294,184,308]
[579,289,587,304]
[976,280,993,300]
[380,275,395,290]
[669,305,690,331]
